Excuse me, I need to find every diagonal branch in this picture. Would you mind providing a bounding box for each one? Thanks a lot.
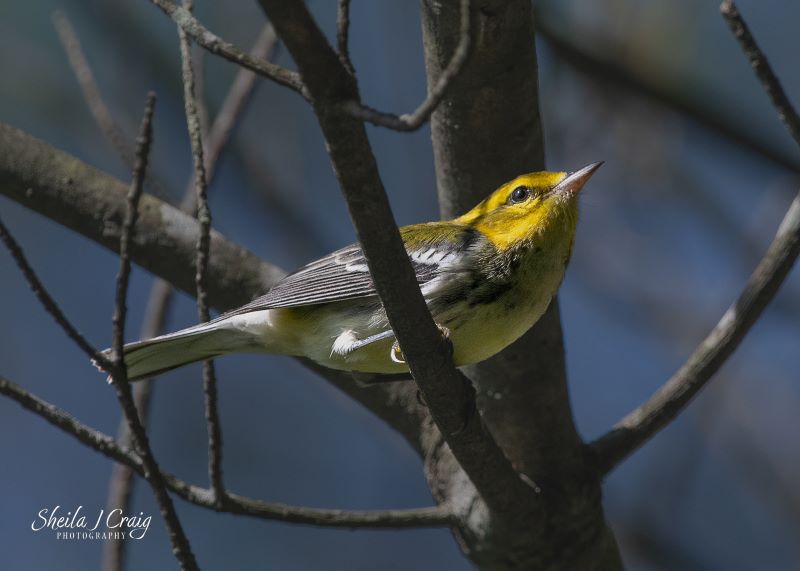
[341,0,472,131]
[535,18,800,176]
[53,11,134,169]
[53,11,170,201]
[147,0,305,94]
[193,24,278,202]
[592,1,800,475]
[0,376,453,529]
[720,0,800,147]
[0,219,110,370]
[148,0,470,133]
[591,191,800,474]
[256,0,532,514]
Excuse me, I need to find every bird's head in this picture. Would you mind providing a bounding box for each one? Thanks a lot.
[457,162,602,251]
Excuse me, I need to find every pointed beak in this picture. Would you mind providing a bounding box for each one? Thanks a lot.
[554,161,603,197]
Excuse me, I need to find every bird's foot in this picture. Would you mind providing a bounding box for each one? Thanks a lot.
[390,323,451,364]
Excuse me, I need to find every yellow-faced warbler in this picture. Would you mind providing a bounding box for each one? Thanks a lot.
[105,163,601,380]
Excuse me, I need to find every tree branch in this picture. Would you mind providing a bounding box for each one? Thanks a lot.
[256,0,531,515]
[0,122,284,311]
[147,0,305,94]
[103,26,282,569]
[178,1,225,502]
[103,278,173,571]
[53,11,134,170]
[149,0,468,133]
[0,376,453,529]
[419,1,622,567]
[0,219,109,369]
[536,13,800,176]
[104,92,200,571]
[53,11,170,201]
[336,0,354,74]
[193,24,278,202]
[592,191,800,473]
[2,95,200,569]
[592,1,800,475]
[0,121,426,450]
[341,0,472,132]
[720,1,800,147]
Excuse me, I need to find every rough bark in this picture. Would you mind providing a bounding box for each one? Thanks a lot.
[419,1,623,568]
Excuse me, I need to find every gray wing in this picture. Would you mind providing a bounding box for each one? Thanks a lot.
[224,227,481,316]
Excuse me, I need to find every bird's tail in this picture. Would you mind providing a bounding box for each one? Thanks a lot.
[95,314,265,381]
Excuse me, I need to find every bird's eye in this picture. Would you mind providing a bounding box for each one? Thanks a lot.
[509,186,531,204]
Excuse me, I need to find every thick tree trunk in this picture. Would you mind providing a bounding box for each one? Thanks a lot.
[420,1,623,568]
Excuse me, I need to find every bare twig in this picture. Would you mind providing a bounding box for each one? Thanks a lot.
[592,192,800,472]
[0,377,141,466]
[342,0,472,131]
[105,92,200,571]
[721,0,800,148]
[53,11,134,168]
[535,17,800,176]
[591,1,800,475]
[0,376,453,528]
[53,11,170,201]
[103,25,279,567]
[103,279,173,571]
[0,220,110,370]
[148,0,468,132]
[178,2,225,502]
[182,24,278,210]
[110,97,152,367]
[147,0,305,94]
[336,0,354,74]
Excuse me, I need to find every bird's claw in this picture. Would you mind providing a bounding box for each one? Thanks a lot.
[389,323,451,364]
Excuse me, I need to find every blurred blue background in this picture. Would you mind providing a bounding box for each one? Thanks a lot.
[1,0,798,569]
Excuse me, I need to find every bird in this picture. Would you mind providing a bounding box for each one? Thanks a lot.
[102,163,601,381]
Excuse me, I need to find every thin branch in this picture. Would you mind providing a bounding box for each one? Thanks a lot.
[103,279,173,571]
[193,47,211,149]
[182,24,278,211]
[257,0,532,515]
[178,4,225,502]
[110,96,153,367]
[0,220,110,370]
[0,376,453,528]
[592,192,800,472]
[721,0,800,148]
[591,1,800,475]
[535,17,800,176]
[103,24,277,570]
[53,11,169,201]
[342,0,472,131]
[147,0,305,94]
[0,376,142,464]
[336,0,354,74]
[52,11,134,168]
[104,92,200,571]
[148,0,470,132]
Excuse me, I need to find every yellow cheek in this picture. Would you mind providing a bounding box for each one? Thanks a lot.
[475,206,550,251]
